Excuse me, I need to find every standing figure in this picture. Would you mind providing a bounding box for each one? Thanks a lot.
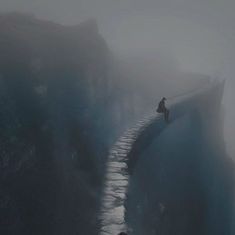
[157,97,170,122]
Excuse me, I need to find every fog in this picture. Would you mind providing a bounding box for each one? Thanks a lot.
[0,0,234,157]
[0,1,235,235]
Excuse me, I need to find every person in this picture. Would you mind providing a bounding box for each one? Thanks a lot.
[157,97,170,122]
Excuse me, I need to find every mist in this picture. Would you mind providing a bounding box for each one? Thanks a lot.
[1,0,234,157]
[0,0,235,234]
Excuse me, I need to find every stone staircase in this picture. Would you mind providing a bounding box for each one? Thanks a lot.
[99,113,157,235]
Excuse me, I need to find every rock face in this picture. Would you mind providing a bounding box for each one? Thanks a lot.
[125,82,235,235]
[0,13,129,235]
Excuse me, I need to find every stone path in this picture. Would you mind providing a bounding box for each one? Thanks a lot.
[99,113,156,235]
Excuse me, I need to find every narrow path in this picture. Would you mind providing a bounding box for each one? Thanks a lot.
[99,113,157,235]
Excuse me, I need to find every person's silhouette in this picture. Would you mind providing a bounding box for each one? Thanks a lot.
[157,97,170,122]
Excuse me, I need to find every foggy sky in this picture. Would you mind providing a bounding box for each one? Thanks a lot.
[1,0,234,74]
[1,0,235,156]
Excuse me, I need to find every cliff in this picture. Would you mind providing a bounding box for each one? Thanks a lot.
[125,81,235,235]
[0,13,115,235]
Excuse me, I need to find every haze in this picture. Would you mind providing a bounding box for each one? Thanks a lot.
[1,0,235,157]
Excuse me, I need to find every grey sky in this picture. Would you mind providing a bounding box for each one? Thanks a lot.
[1,0,235,156]
[1,0,234,74]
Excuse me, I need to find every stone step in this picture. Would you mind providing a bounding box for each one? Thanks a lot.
[99,114,155,235]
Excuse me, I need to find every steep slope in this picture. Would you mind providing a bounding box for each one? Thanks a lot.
[125,81,235,235]
[0,13,118,235]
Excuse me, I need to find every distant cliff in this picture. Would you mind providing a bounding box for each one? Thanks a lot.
[0,13,128,235]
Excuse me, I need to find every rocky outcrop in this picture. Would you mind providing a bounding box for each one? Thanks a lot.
[0,13,117,235]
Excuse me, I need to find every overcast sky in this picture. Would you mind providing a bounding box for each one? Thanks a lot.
[1,0,235,156]
[1,0,234,74]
